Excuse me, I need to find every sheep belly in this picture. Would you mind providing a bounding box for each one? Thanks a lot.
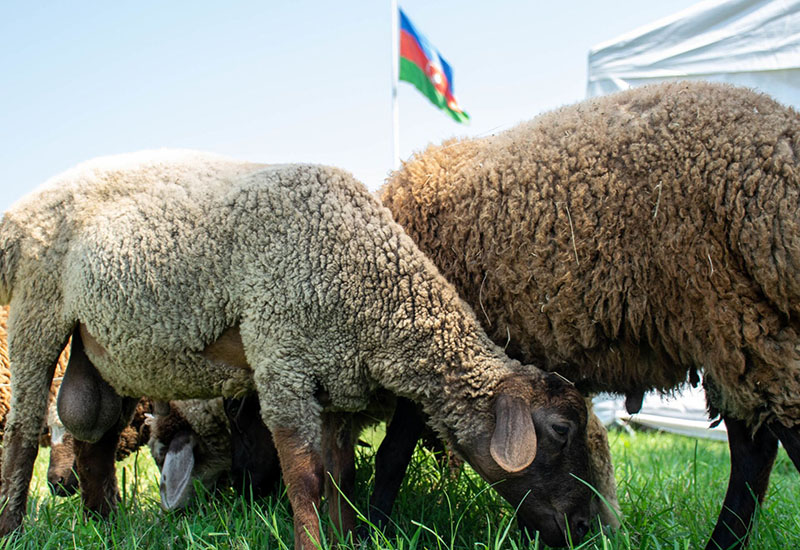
[79,324,254,401]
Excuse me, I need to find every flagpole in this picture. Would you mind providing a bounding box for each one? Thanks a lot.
[391,0,400,170]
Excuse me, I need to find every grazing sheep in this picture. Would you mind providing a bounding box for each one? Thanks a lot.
[315,392,620,534]
[380,80,800,550]
[147,396,280,510]
[0,151,594,549]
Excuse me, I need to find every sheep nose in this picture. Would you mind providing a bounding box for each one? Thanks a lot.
[571,517,590,543]
[47,475,65,494]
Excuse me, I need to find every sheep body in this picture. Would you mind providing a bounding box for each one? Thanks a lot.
[0,151,592,547]
[382,81,800,432]
[380,81,800,549]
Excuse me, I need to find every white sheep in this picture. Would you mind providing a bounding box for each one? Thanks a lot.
[0,151,594,549]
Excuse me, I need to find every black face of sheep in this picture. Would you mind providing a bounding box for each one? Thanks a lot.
[459,373,592,547]
[46,429,79,496]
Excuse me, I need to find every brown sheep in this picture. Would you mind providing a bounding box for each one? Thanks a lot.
[381,80,800,550]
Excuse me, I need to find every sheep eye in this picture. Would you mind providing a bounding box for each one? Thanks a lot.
[552,423,570,437]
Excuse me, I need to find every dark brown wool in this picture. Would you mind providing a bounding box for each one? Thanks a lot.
[382,81,800,431]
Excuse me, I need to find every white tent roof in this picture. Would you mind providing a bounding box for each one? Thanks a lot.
[587,0,800,107]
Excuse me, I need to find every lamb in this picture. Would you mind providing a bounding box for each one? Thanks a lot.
[380,80,800,550]
[0,151,594,549]
[313,392,620,533]
[147,396,281,509]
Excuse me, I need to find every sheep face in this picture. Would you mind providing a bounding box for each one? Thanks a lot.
[146,403,231,510]
[45,426,79,496]
[459,373,591,547]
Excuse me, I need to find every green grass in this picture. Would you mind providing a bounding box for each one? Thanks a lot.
[5,427,799,549]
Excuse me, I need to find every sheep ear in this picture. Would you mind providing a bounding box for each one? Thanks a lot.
[159,431,196,510]
[490,394,537,473]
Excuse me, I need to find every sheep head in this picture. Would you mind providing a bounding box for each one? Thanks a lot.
[147,400,232,510]
[45,420,79,496]
[458,372,592,547]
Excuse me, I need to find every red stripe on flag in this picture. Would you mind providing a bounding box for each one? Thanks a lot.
[400,29,457,104]
[399,29,429,72]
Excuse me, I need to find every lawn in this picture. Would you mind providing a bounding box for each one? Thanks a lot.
[5,427,798,549]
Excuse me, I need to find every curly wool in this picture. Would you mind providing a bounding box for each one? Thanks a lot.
[0,150,529,450]
[381,81,800,431]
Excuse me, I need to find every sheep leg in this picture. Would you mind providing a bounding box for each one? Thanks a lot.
[272,426,324,550]
[706,416,778,550]
[0,326,64,536]
[368,396,425,531]
[768,421,800,470]
[73,396,139,518]
[224,395,281,498]
[321,412,356,540]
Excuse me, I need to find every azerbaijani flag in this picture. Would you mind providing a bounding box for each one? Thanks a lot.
[399,8,469,123]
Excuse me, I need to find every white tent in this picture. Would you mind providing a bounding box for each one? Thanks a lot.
[588,0,800,106]
[586,0,800,439]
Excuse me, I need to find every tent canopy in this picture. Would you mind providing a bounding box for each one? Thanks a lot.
[587,0,800,108]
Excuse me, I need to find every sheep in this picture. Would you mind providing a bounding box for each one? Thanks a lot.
[380,80,800,550]
[0,151,594,549]
[313,392,620,534]
[147,396,280,510]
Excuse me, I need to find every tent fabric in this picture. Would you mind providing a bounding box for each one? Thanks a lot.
[587,0,800,439]
[587,0,800,108]
[593,387,728,441]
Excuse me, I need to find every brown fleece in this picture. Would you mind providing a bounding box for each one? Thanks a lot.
[382,80,800,432]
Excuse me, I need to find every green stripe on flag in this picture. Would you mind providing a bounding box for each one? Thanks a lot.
[399,58,470,124]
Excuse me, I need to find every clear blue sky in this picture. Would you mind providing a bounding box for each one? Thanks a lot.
[0,0,700,212]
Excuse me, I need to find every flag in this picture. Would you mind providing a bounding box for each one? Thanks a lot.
[398,8,469,123]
